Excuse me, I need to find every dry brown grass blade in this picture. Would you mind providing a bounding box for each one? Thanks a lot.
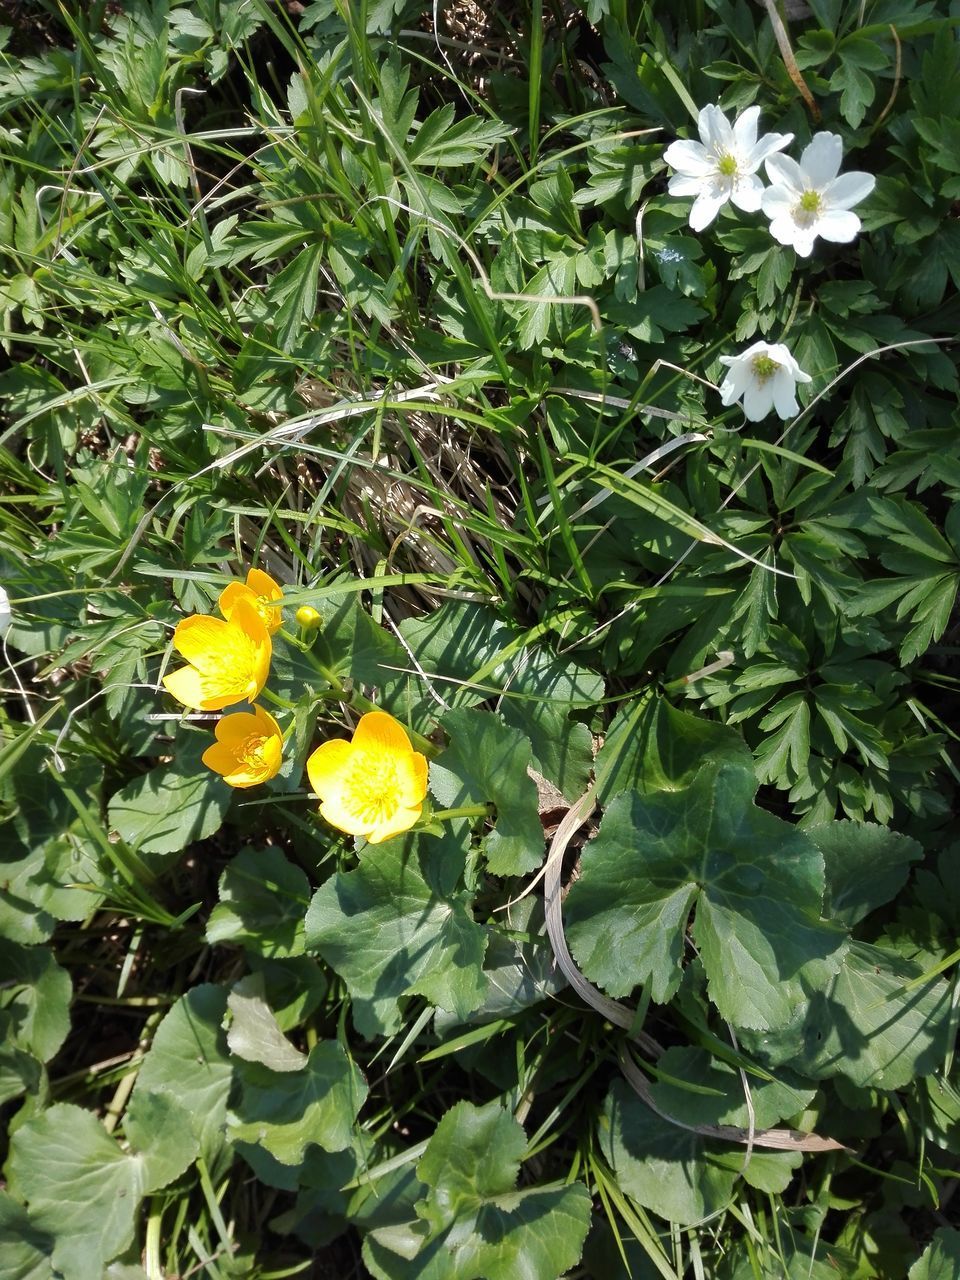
[617,1043,846,1153]
[542,785,846,1153]
[761,0,821,120]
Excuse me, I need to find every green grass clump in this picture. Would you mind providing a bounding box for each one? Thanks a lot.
[1,1,959,1277]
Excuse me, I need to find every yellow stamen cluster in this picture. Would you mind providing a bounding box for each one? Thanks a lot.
[751,354,781,382]
[716,152,738,177]
[793,189,823,227]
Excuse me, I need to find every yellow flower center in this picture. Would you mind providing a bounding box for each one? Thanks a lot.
[340,750,402,826]
[716,152,738,177]
[751,354,780,382]
[237,732,270,772]
[793,189,822,226]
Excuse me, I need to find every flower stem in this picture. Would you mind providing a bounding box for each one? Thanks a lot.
[260,687,298,712]
[432,804,494,822]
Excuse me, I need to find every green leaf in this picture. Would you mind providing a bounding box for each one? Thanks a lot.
[206,847,311,958]
[432,708,544,876]
[744,941,954,1089]
[390,602,601,801]
[0,1190,53,1280]
[127,985,232,1165]
[0,1043,42,1108]
[648,1047,815,1130]
[614,1046,812,1199]
[594,693,752,806]
[108,743,231,862]
[408,107,512,167]
[327,227,396,325]
[1,751,102,942]
[607,286,704,342]
[6,1104,144,1280]
[599,1080,742,1227]
[304,839,487,1036]
[565,763,846,1029]
[364,1100,591,1280]
[909,1228,960,1280]
[0,939,71,1063]
[268,244,322,351]
[809,820,923,927]
[434,898,565,1032]
[226,974,308,1072]
[228,1041,367,1165]
[123,1090,200,1191]
[499,651,602,803]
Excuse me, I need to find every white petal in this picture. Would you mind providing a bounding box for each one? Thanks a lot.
[719,365,752,405]
[767,212,801,248]
[668,173,707,197]
[822,170,875,210]
[730,173,764,212]
[664,139,714,177]
[817,208,861,243]
[771,370,800,419]
[732,106,761,153]
[738,341,772,361]
[742,380,775,421]
[699,104,733,154]
[800,132,843,187]
[761,185,795,218]
[0,586,10,639]
[764,153,804,196]
[744,130,793,172]
[688,190,728,231]
[792,227,818,257]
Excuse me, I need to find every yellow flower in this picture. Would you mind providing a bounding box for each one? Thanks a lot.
[162,597,272,711]
[307,711,428,845]
[201,705,283,788]
[219,567,283,635]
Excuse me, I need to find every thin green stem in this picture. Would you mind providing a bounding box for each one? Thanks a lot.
[431,804,493,822]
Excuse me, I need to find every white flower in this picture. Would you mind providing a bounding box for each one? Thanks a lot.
[762,132,875,257]
[0,586,10,639]
[664,104,793,232]
[718,341,812,421]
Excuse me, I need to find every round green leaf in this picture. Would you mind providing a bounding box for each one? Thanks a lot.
[304,840,487,1037]
[7,1104,144,1280]
[206,847,311,958]
[565,763,846,1030]
[228,1040,367,1165]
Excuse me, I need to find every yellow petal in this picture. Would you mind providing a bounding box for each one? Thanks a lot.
[172,614,236,667]
[306,739,353,799]
[162,664,208,711]
[218,581,255,622]
[215,711,263,745]
[258,733,283,777]
[246,567,283,602]
[228,594,267,635]
[202,740,254,784]
[367,804,422,844]
[252,705,283,740]
[393,751,429,807]
[319,793,375,838]
[351,711,414,758]
[221,576,283,635]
